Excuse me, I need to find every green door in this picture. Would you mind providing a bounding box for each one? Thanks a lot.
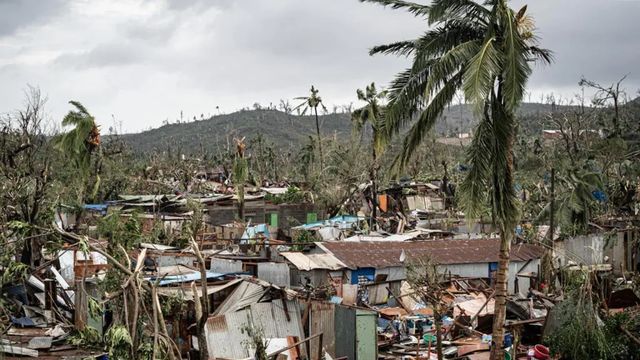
[356,310,377,360]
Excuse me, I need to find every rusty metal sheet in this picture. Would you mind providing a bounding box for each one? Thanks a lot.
[251,299,306,355]
[321,239,544,269]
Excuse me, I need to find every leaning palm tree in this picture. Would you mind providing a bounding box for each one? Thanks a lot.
[294,86,327,171]
[56,101,102,201]
[361,1,551,358]
[352,83,389,230]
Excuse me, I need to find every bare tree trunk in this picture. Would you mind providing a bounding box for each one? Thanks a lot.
[490,230,511,360]
[370,147,378,231]
[434,310,443,360]
[191,238,210,360]
[238,185,245,221]
[314,107,324,171]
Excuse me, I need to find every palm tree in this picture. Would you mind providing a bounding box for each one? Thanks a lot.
[361,1,551,358]
[56,101,102,201]
[352,83,389,230]
[294,86,327,171]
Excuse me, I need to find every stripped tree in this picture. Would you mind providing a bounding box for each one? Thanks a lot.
[352,82,389,230]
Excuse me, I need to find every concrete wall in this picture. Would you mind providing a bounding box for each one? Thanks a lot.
[206,202,324,234]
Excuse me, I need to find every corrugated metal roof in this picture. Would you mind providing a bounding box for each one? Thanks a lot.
[319,239,544,269]
[280,252,347,271]
[214,281,268,315]
[156,278,243,301]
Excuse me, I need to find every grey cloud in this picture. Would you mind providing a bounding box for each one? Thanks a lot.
[53,42,147,69]
[515,0,640,92]
[0,0,66,37]
[163,0,235,11]
[0,0,639,133]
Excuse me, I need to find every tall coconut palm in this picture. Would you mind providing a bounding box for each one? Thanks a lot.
[56,101,102,201]
[352,82,389,230]
[294,86,327,171]
[360,1,552,358]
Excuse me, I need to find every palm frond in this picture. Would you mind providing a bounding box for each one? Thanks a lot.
[391,72,462,173]
[499,3,531,112]
[459,105,494,220]
[370,40,416,56]
[385,66,432,135]
[428,0,490,25]
[488,92,519,230]
[359,0,430,17]
[528,46,554,64]
[424,39,479,99]
[414,22,485,58]
[463,36,500,113]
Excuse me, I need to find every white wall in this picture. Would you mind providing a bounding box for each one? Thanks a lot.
[373,260,539,295]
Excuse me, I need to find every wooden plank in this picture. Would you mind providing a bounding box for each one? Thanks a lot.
[504,317,546,327]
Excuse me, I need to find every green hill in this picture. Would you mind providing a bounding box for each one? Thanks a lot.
[118,102,590,154]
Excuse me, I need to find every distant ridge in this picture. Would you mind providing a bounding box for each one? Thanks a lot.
[118,102,599,154]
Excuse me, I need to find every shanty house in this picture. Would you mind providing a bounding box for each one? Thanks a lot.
[282,239,544,297]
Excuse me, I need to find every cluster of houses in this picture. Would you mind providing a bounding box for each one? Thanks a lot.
[3,178,639,359]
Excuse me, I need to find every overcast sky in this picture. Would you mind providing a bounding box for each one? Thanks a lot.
[1,0,639,133]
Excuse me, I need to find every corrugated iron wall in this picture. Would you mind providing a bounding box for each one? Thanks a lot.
[206,299,306,359]
[257,262,291,287]
[205,310,252,359]
[210,258,243,273]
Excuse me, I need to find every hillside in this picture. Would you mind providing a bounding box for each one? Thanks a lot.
[119,102,583,154]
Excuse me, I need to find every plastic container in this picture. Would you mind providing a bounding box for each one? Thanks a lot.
[423,333,437,345]
[504,333,514,348]
[533,344,550,360]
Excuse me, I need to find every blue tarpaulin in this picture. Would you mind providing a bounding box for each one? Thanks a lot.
[592,190,607,202]
[84,204,109,215]
[297,215,365,230]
